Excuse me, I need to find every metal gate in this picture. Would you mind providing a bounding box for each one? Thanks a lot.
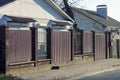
[95,33,106,60]
[74,31,81,54]
[38,29,47,59]
[8,30,32,63]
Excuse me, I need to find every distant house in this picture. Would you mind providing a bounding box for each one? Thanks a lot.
[64,5,120,58]
[64,5,120,32]
[71,5,120,57]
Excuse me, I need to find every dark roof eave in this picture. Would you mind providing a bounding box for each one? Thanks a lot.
[5,15,36,23]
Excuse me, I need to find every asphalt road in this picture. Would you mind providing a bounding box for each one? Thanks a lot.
[76,69,120,80]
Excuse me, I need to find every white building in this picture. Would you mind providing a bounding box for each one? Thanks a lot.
[0,0,74,60]
[0,0,74,30]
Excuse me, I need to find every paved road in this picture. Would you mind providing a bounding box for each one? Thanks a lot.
[76,69,120,80]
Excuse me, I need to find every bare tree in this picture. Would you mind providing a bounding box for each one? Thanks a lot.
[52,0,83,8]
[52,0,64,8]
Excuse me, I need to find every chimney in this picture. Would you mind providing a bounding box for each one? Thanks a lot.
[97,5,108,19]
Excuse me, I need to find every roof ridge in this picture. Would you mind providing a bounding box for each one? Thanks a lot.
[71,7,120,27]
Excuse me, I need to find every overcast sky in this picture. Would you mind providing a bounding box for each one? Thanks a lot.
[71,0,120,21]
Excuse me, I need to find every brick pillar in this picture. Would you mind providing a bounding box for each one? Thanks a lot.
[108,32,112,58]
[0,26,9,74]
[30,27,38,67]
[105,32,108,59]
[92,31,95,61]
[69,29,74,61]
[92,31,95,53]
[46,28,53,63]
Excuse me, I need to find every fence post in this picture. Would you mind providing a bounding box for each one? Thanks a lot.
[80,30,84,58]
[46,28,52,63]
[69,29,74,61]
[105,32,109,59]
[0,26,9,74]
[92,31,95,61]
[108,32,112,58]
[30,27,38,67]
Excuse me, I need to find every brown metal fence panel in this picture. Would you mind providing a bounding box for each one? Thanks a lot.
[83,31,93,53]
[51,30,71,63]
[95,33,106,60]
[8,30,32,63]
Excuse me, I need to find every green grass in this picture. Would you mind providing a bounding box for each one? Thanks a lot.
[0,74,23,80]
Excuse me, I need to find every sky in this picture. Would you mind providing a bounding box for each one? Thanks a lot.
[71,0,120,21]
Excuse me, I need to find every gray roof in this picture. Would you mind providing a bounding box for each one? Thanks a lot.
[71,7,120,27]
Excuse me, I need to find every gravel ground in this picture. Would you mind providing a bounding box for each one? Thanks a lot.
[17,59,120,80]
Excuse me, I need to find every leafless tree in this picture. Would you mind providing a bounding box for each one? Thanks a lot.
[52,0,64,8]
[52,0,83,8]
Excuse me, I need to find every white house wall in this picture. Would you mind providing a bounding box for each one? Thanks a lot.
[0,0,65,21]
[73,10,105,32]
